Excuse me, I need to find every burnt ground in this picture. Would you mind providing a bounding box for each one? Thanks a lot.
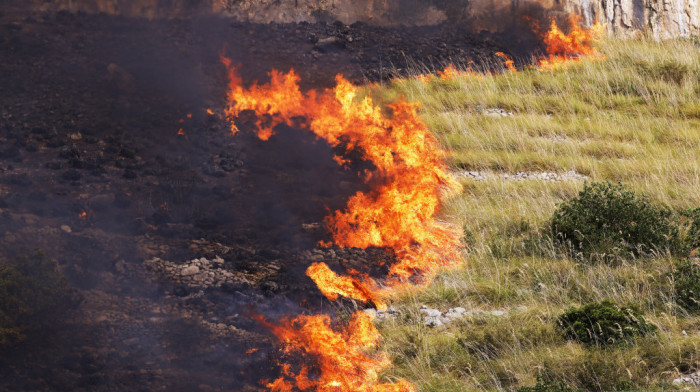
[0,6,534,392]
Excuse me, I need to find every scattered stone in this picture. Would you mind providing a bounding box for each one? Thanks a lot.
[424,316,444,327]
[457,170,588,182]
[482,108,514,117]
[181,265,200,276]
[60,224,72,233]
[420,308,442,318]
[672,371,700,387]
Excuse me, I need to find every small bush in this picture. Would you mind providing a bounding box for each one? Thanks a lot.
[680,207,700,252]
[517,375,576,392]
[557,300,657,346]
[0,251,75,347]
[551,182,677,258]
[674,259,700,314]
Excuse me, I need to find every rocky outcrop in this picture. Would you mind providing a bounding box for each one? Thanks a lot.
[563,0,700,39]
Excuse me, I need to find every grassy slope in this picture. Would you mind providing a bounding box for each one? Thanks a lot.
[373,39,700,391]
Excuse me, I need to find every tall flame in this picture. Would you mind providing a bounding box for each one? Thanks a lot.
[223,57,461,391]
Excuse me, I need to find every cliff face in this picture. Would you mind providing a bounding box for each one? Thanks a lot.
[563,0,700,39]
[24,0,700,38]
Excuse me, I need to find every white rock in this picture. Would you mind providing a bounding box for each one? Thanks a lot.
[60,225,72,233]
[491,310,506,317]
[363,309,377,318]
[420,308,442,318]
[424,316,443,327]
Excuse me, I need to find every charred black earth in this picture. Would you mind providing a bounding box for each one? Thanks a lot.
[0,5,532,391]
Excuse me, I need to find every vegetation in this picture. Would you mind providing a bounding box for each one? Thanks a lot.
[0,251,74,347]
[516,375,576,392]
[551,181,677,258]
[369,37,700,391]
[557,300,657,345]
[674,259,700,314]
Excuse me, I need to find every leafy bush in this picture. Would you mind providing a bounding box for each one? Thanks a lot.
[680,207,700,252]
[551,182,677,258]
[517,375,576,392]
[557,300,657,346]
[0,251,75,346]
[674,259,700,314]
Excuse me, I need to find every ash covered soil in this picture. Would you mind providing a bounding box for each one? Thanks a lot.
[0,7,521,391]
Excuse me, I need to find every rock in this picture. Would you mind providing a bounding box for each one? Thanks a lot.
[672,371,700,386]
[420,308,442,317]
[424,316,443,327]
[60,224,72,233]
[490,310,506,317]
[181,265,200,276]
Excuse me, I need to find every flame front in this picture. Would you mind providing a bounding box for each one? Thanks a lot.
[223,57,461,391]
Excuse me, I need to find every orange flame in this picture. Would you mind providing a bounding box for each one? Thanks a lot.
[495,52,516,72]
[223,59,461,391]
[535,14,604,70]
[177,128,185,136]
[258,312,415,392]
[306,263,387,310]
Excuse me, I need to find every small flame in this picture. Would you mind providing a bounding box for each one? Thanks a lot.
[206,108,214,115]
[257,312,415,392]
[535,14,604,70]
[79,211,87,218]
[246,348,260,354]
[306,263,387,310]
[495,52,516,72]
[177,128,185,136]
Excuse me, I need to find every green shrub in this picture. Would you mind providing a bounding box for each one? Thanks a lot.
[557,300,657,346]
[681,207,700,252]
[551,182,677,258]
[674,259,700,314]
[517,375,576,392]
[0,251,74,346]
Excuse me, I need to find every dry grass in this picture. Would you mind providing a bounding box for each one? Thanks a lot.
[371,38,700,391]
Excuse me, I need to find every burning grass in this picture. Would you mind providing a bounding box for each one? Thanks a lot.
[373,37,700,391]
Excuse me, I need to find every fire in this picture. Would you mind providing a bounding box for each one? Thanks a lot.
[257,312,415,392]
[535,14,604,70]
[495,52,516,72]
[222,58,461,288]
[177,128,185,135]
[223,57,460,391]
[306,263,387,310]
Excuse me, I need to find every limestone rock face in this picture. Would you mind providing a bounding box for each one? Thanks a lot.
[24,0,700,38]
[563,0,700,39]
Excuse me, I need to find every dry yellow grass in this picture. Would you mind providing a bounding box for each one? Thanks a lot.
[369,38,700,391]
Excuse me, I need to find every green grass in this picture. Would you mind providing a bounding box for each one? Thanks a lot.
[372,38,700,391]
